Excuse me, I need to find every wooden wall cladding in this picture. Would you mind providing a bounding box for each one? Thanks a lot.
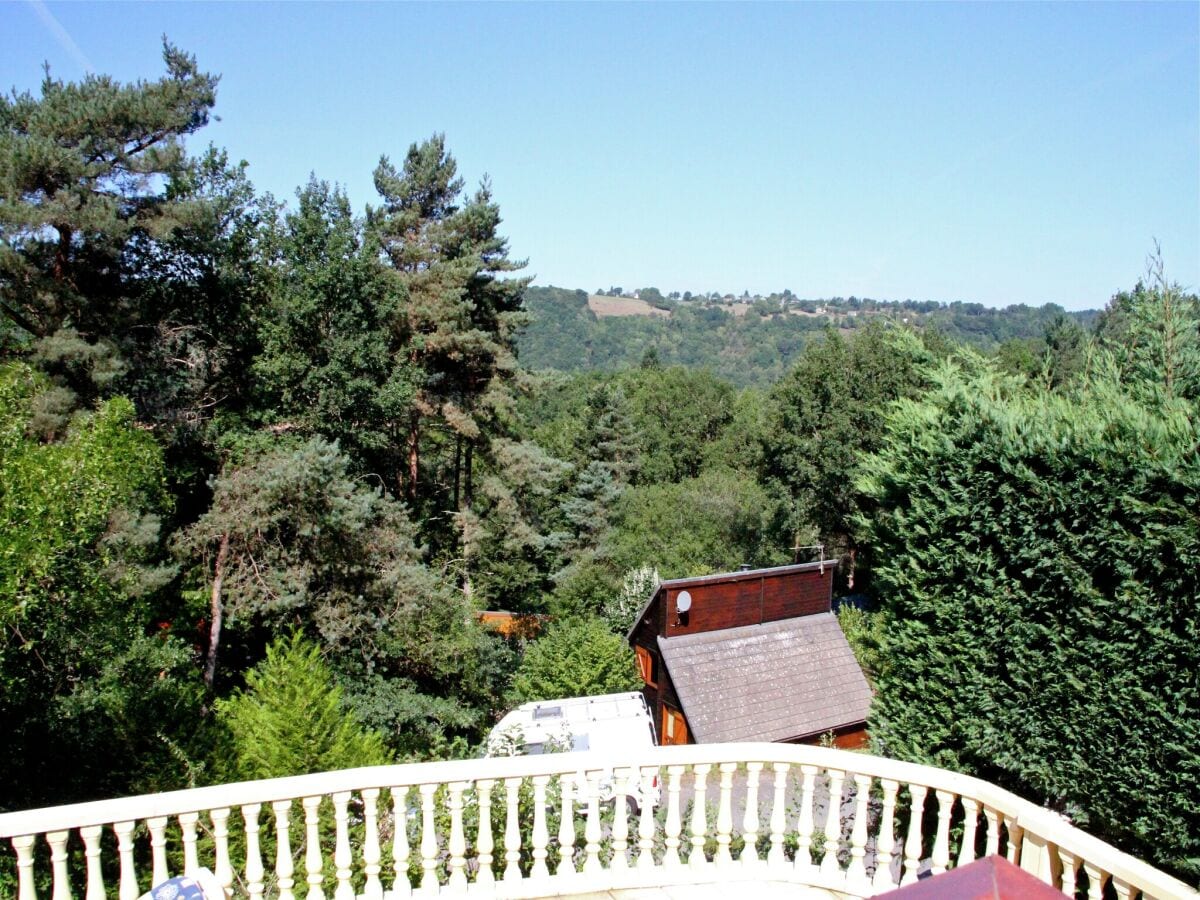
[663,568,831,637]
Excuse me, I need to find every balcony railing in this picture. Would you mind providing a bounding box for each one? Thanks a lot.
[0,743,1193,900]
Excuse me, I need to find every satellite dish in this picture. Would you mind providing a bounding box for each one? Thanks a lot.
[676,591,692,614]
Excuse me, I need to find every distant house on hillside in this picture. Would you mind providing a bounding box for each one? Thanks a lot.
[626,562,871,748]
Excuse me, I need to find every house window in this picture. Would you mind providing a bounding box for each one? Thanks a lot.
[635,646,657,687]
[662,706,688,746]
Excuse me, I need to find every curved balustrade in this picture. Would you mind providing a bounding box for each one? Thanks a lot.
[0,743,1193,900]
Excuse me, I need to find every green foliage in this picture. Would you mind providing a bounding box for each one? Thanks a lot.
[610,468,784,579]
[857,320,1200,873]
[518,287,1095,388]
[0,362,201,806]
[509,617,640,704]
[834,603,886,684]
[1095,254,1200,403]
[253,177,395,463]
[469,438,573,611]
[0,42,217,343]
[216,633,391,780]
[761,323,934,571]
[621,367,736,485]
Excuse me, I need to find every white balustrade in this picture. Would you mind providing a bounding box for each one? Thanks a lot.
[0,744,1192,900]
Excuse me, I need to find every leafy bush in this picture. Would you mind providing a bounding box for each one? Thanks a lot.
[509,617,640,704]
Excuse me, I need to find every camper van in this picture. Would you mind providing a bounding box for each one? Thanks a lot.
[485,691,659,810]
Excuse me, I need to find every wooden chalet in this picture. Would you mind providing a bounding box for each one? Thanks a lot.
[626,562,871,748]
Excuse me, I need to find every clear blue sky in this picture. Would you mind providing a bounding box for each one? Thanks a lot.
[3,1,1197,310]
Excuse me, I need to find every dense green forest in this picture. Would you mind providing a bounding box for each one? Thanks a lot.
[518,285,1098,386]
[1,47,1196,880]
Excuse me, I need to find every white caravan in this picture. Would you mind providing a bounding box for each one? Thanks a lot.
[485,691,659,811]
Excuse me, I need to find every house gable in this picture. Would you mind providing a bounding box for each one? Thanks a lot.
[627,561,868,746]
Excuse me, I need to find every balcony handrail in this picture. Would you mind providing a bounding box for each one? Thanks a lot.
[1,742,1193,900]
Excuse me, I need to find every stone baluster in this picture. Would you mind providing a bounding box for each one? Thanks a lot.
[273,800,296,900]
[476,780,496,886]
[502,777,522,882]
[555,775,576,878]
[820,768,845,874]
[1082,861,1107,900]
[847,774,872,885]
[1111,875,1135,899]
[178,812,200,873]
[211,807,233,892]
[81,824,106,900]
[302,795,325,900]
[242,804,265,900]
[873,779,900,890]
[1003,816,1023,866]
[901,784,927,887]
[742,761,762,866]
[637,767,658,870]
[584,771,603,875]
[715,762,736,867]
[663,765,685,868]
[1056,848,1079,897]
[418,783,439,890]
[447,781,471,889]
[958,797,980,868]
[529,775,551,880]
[146,817,169,887]
[12,834,37,900]
[361,789,383,900]
[767,762,789,868]
[793,764,818,872]
[689,763,711,870]
[47,830,71,900]
[982,806,1000,858]
[610,768,632,870]
[332,792,354,900]
[931,790,955,875]
[114,820,139,900]
[391,786,411,896]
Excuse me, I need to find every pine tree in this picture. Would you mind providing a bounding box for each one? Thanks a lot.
[0,42,217,351]
[368,134,529,591]
[216,634,391,780]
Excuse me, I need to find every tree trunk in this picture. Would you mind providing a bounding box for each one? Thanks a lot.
[407,416,420,503]
[53,225,71,283]
[453,434,462,511]
[202,534,231,698]
[462,439,474,603]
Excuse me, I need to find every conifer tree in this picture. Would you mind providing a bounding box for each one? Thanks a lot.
[254,177,396,463]
[857,285,1200,874]
[368,134,528,595]
[0,42,217,354]
[216,633,391,780]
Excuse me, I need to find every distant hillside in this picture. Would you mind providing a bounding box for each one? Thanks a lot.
[516,286,1099,387]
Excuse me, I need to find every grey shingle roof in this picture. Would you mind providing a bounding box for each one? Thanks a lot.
[657,612,872,743]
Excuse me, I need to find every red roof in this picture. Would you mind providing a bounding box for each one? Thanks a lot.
[875,855,1066,899]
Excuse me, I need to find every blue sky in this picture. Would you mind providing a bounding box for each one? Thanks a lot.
[3,2,1197,310]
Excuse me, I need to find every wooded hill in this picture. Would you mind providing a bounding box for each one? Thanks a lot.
[518,286,1099,385]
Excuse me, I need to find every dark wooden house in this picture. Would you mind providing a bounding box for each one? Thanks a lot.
[626,562,871,748]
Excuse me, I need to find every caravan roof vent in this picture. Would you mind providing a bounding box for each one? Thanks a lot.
[533,705,562,720]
